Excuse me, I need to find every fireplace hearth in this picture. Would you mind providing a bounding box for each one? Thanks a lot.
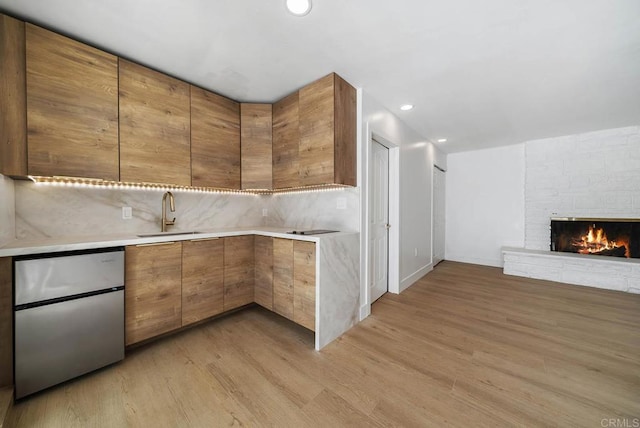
[551,218,640,259]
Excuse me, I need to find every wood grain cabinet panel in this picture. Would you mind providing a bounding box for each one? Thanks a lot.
[293,241,316,331]
[190,87,240,189]
[119,59,191,186]
[0,258,12,387]
[272,92,300,189]
[298,73,356,187]
[223,236,255,311]
[254,236,273,310]
[240,103,272,190]
[125,243,182,346]
[0,15,27,176]
[25,24,119,181]
[272,238,294,320]
[181,238,224,326]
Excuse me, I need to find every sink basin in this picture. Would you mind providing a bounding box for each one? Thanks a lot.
[136,231,204,238]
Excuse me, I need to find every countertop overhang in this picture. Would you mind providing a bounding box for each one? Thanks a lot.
[0,227,358,257]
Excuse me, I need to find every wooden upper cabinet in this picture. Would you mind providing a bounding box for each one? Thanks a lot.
[25,24,119,181]
[0,15,27,177]
[125,243,182,346]
[254,236,273,310]
[190,87,240,189]
[240,103,272,190]
[119,59,191,186]
[182,238,224,326]
[272,92,300,189]
[298,73,356,187]
[223,236,255,311]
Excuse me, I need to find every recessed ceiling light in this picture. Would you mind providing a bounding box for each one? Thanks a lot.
[437,138,447,143]
[400,104,414,111]
[286,0,312,16]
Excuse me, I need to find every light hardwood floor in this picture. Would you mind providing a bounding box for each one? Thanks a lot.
[6,261,640,427]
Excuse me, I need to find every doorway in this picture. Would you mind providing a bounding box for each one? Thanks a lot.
[370,140,389,302]
[432,165,446,266]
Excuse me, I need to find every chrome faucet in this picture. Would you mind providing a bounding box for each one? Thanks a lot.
[161,191,176,232]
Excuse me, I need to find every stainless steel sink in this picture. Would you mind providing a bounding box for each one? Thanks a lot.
[136,231,204,238]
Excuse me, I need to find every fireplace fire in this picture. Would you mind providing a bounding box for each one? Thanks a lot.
[551,218,640,259]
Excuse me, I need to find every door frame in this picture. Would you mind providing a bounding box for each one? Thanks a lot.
[362,123,400,316]
[431,164,446,266]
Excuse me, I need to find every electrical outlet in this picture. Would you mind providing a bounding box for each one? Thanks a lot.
[262,208,268,217]
[414,248,418,257]
[122,207,132,220]
[336,197,347,210]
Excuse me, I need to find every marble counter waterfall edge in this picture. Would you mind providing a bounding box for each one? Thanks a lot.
[316,232,360,350]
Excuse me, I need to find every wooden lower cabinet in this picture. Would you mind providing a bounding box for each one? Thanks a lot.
[223,236,255,311]
[293,241,316,331]
[254,236,273,310]
[125,243,182,346]
[182,238,224,326]
[124,235,315,346]
[273,238,294,319]
[272,238,316,331]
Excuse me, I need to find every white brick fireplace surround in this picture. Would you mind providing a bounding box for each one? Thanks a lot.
[503,126,640,293]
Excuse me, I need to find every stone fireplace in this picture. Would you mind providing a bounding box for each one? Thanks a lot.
[502,126,640,294]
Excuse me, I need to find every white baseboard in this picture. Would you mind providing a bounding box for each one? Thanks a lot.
[399,263,433,292]
[359,304,371,321]
[445,254,503,268]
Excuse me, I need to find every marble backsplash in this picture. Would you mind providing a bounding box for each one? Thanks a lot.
[13,181,359,239]
[0,175,15,244]
[266,187,360,232]
[14,181,264,239]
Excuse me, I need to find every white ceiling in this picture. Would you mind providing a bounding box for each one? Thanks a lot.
[1,0,639,153]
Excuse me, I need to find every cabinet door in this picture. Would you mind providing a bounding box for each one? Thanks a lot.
[125,243,182,345]
[333,74,357,186]
[272,92,299,189]
[191,87,240,189]
[0,15,27,177]
[26,24,119,181]
[254,236,273,310]
[223,236,255,310]
[299,74,334,187]
[272,238,294,320]
[293,241,316,331]
[240,103,272,190]
[119,59,191,186]
[298,73,356,187]
[182,238,224,326]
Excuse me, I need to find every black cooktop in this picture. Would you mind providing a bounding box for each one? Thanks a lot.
[287,230,339,235]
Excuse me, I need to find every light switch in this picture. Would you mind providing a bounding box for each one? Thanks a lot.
[262,208,268,217]
[336,197,347,210]
[122,207,132,220]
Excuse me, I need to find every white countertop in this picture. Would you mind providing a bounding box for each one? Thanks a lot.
[0,227,358,257]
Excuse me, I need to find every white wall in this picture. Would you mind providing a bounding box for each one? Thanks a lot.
[361,93,445,308]
[0,174,15,245]
[445,144,525,267]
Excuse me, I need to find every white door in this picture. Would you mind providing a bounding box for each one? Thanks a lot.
[433,166,446,265]
[370,140,389,303]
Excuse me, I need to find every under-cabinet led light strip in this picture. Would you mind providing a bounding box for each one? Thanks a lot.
[28,176,349,195]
